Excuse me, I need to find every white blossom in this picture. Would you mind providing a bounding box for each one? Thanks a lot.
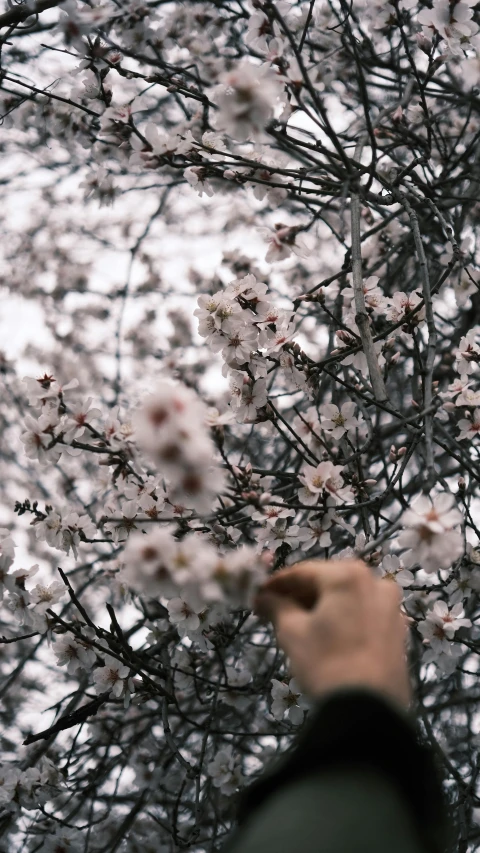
[93,655,131,698]
[457,408,480,440]
[418,600,471,655]
[214,59,283,141]
[54,633,97,674]
[298,461,352,506]
[207,745,244,795]
[398,493,464,573]
[270,677,309,725]
[320,401,362,439]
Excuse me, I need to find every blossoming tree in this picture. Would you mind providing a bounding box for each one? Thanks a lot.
[1,0,480,849]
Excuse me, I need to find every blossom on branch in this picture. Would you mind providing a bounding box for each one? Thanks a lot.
[398,493,464,573]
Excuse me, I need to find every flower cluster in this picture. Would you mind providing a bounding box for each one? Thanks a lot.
[398,493,464,573]
[214,59,284,141]
[121,526,268,615]
[134,379,224,512]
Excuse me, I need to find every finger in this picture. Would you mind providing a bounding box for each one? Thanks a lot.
[258,559,371,609]
[375,579,409,638]
[258,567,320,610]
[253,589,306,627]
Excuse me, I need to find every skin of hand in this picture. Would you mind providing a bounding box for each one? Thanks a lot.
[254,559,412,710]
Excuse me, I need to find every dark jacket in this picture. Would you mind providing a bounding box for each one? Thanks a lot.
[223,688,453,853]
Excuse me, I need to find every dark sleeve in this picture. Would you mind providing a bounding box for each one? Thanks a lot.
[222,688,454,853]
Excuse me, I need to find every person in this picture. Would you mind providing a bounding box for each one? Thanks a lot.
[222,559,454,853]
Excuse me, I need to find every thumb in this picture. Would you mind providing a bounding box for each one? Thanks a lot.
[254,589,305,631]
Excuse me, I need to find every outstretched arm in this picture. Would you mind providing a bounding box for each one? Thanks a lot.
[223,560,451,853]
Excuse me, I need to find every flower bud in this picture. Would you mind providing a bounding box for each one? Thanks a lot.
[337,330,357,346]
[416,32,432,54]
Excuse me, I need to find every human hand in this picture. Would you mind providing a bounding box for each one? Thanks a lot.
[254,559,411,709]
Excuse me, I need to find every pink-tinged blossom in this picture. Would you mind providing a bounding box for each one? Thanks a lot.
[342,275,387,314]
[255,301,290,331]
[33,511,63,549]
[93,655,130,698]
[260,224,311,263]
[62,397,101,442]
[270,677,309,725]
[6,591,31,626]
[184,166,215,198]
[456,387,480,407]
[167,591,206,634]
[455,329,480,376]
[20,413,61,466]
[214,59,283,141]
[297,512,334,550]
[5,563,39,594]
[292,407,322,451]
[132,123,195,163]
[22,375,79,408]
[298,461,352,506]
[103,500,138,543]
[232,377,268,421]
[440,377,474,402]
[257,519,300,551]
[220,325,259,365]
[385,291,425,327]
[250,168,289,206]
[417,0,478,41]
[265,322,297,353]
[446,565,480,605]
[121,527,184,598]
[278,351,309,394]
[207,745,244,795]
[250,496,294,525]
[378,555,414,588]
[211,296,245,333]
[102,405,134,451]
[334,331,386,374]
[134,379,223,512]
[79,167,117,207]
[99,102,133,136]
[418,600,471,655]
[457,408,480,440]
[398,493,464,573]
[205,407,236,427]
[320,402,362,439]
[54,633,96,675]
[122,529,267,609]
[30,581,66,614]
[223,273,268,302]
[368,2,397,29]
[206,546,269,610]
